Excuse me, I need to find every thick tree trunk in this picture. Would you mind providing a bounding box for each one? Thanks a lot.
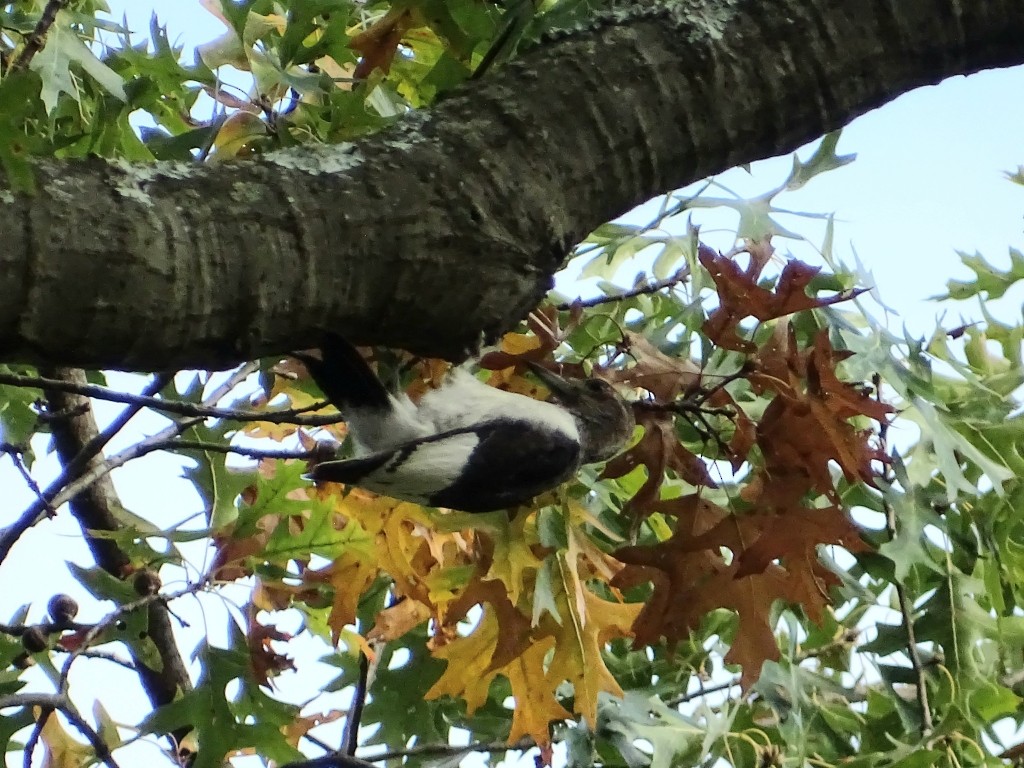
[0,0,1021,370]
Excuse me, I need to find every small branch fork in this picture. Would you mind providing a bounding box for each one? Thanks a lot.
[4,578,211,768]
[0,364,330,562]
[634,365,750,454]
[0,693,120,768]
[554,266,691,311]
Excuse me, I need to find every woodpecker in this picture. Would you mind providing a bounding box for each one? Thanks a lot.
[299,336,634,513]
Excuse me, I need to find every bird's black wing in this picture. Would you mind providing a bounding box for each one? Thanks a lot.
[311,419,581,513]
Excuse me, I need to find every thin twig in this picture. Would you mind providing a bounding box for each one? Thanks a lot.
[23,704,51,768]
[662,678,740,707]
[1,444,57,517]
[364,737,536,762]
[342,651,370,755]
[636,399,736,419]
[282,754,378,768]
[890,561,932,735]
[342,638,383,756]
[57,647,136,671]
[7,0,67,72]
[58,575,212,692]
[0,619,93,637]
[0,692,120,768]
[0,370,340,426]
[554,267,690,311]
[150,438,322,462]
[875,373,932,738]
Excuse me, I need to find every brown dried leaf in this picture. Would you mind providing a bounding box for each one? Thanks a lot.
[614,331,701,401]
[349,8,416,78]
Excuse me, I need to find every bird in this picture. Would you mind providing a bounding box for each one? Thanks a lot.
[297,335,635,513]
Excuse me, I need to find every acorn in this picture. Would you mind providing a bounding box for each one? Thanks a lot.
[21,626,49,653]
[132,569,162,596]
[47,594,79,624]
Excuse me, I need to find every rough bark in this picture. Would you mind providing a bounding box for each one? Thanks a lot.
[0,0,1021,369]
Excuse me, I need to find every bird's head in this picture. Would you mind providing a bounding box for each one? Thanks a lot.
[527,362,635,463]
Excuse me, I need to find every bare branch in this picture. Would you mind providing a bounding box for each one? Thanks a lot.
[364,737,537,763]
[0,370,341,426]
[0,692,120,768]
[554,267,691,311]
[152,438,324,462]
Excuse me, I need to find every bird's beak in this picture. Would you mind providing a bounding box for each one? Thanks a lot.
[526,361,575,400]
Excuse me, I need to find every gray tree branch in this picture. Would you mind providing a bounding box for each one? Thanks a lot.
[0,0,1021,369]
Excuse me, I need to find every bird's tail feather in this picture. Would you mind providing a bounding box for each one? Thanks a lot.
[297,334,391,412]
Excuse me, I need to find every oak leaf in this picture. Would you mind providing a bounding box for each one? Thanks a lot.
[614,331,702,401]
[426,609,570,747]
[611,495,841,688]
[701,248,866,351]
[602,411,717,515]
[537,553,642,727]
[441,576,532,669]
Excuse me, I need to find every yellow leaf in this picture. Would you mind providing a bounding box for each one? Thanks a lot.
[325,550,380,640]
[540,554,641,727]
[501,333,543,356]
[426,609,570,748]
[425,608,504,713]
[38,708,94,768]
[505,637,572,744]
[368,598,432,643]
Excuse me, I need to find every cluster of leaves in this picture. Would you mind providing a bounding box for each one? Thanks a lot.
[2,2,1024,768]
[0,0,613,186]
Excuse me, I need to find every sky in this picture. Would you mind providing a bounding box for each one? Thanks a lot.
[6,1,1024,764]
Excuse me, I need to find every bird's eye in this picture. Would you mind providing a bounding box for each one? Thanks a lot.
[585,379,608,393]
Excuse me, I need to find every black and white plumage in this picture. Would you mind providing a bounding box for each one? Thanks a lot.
[300,336,634,513]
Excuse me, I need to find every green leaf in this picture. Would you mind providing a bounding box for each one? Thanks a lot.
[30,18,127,113]
[784,131,856,191]
[179,421,256,531]
[0,705,33,754]
[939,248,1024,301]
[140,620,302,768]
[600,693,705,768]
